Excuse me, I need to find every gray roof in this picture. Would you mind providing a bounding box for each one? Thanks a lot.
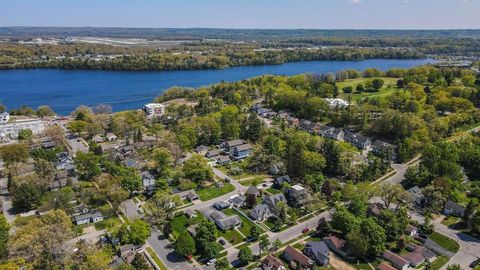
[305,241,329,258]
[344,131,371,145]
[217,155,231,163]
[194,145,209,152]
[445,200,465,213]
[274,175,292,185]
[230,195,246,205]
[234,143,253,152]
[250,204,271,220]
[73,210,103,222]
[263,193,287,206]
[216,215,242,229]
[226,139,246,148]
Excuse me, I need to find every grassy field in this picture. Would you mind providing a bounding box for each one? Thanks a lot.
[441,216,460,227]
[197,183,235,201]
[239,175,269,186]
[337,77,399,102]
[429,232,460,253]
[266,187,282,195]
[170,214,200,238]
[430,256,449,270]
[146,247,168,270]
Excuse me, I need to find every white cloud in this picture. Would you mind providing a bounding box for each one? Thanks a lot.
[349,0,362,4]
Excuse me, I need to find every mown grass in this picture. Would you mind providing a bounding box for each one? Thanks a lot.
[429,232,460,253]
[197,183,235,201]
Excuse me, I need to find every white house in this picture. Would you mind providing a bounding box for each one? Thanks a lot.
[0,112,9,123]
[106,133,117,142]
[142,103,166,118]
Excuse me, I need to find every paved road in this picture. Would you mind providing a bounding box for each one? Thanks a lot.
[0,177,16,225]
[410,212,480,270]
[226,209,333,266]
[147,230,192,270]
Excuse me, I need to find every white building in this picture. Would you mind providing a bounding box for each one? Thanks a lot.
[325,98,349,109]
[0,112,9,124]
[142,103,166,118]
[0,118,46,140]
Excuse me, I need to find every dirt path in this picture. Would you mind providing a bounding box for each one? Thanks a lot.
[329,253,356,270]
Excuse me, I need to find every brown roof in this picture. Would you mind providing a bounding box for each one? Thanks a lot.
[401,251,425,265]
[383,250,409,269]
[324,235,347,250]
[283,246,313,266]
[262,254,284,270]
[377,262,397,270]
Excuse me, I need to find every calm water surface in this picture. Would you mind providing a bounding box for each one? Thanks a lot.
[0,59,435,115]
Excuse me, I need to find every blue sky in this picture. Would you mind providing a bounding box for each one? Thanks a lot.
[1,0,479,29]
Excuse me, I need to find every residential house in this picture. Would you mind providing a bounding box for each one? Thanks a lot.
[229,195,246,208]
[144,184,156,197]
[250,204,273,222]
[344,131,372,150]
[141,171,156,187]
[216,155,231,165]
[408,186,424,206]
[41,140,57,149]
[187,224,198,236]
[206,149,220,159]
[214,201,231,211]
[223,139,246,153]
[262,254,286,270]
[323,236,351,259]
[299,119,313,132]
[405,224,418,237]
[283,246,314,269]
[406,243,436,262]
[206,209,242,231]
[382,250,409,270]
[142,103,166,118]
[401,251,425,268]
[377,262,397,270]
[70,204,89,216]
[73,210,104,225]
[317,126,345,141]
[444,200,465,217]
[273,175,292,189]
[367,203,384,218]
[232,143,253,160]
[285,184,309,208]
[119,244,136,264]
[0,112,9,123]
[106,132,117,142]
[303,241,330,266]
[263,194,287,213]
[185,209,197,219]
[92,134,104,143]
[194,145,209,156]
[175,189,199,202]
[372,140,397,160]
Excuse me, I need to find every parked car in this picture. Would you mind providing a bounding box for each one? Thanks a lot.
[469,258,480,268]
[207,259,217,266]
[219,239,226,245]
[302,228,309,233]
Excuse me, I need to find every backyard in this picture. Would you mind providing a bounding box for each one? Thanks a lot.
[197,183,235,201]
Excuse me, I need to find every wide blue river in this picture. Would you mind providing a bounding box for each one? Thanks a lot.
[0,59,434,115]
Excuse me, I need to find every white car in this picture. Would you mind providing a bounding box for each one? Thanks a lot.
[206,259,216,266]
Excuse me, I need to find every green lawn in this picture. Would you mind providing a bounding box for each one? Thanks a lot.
[430,256,449,270]
[224,208,262,238]
[337,77,399,102]
[170,214,200,238]
[217,228,244,246]
[239,175,268,187]
[197,183,235,201]
[146,247,168,270]
[441,216,460,227]
[266,187,282,195]
[429,232,460,253]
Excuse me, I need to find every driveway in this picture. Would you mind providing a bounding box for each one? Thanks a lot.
[0,177,16,224]
[147,230,192,270]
